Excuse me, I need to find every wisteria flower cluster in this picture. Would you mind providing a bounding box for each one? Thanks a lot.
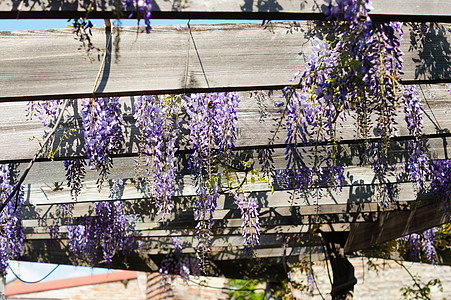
[159,237,201,281]
[123,0,152,33]
[0,164,24,276]
[26,100,63,126]
[398,228,436,263]
[233,192,260,252]
[81,97,123,188]
[134,95,180,217]
[431,159,451,213]
[63,160,87,201]
[281,0,406,202]
[276,166,345,196]
[185,92,240,265]
[67,201,136,265]
[402,85,429,189]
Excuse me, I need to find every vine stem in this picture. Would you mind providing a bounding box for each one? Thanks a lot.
[395,260,431,299]
[2,19,113,213]
[0,98,70,214]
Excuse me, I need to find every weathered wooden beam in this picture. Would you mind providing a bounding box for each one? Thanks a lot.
[344,198,451,252]
[1,0,450,22]
[21,176,423,208]
[0,23,450,102]
[1,84,450,163]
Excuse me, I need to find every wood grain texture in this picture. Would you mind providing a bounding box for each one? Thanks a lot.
[1,0,450,21]
[1,84,451,163]
[0,23,450,102]
[345,198,450,252]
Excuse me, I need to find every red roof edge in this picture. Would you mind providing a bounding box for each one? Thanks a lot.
[6,270,138,296]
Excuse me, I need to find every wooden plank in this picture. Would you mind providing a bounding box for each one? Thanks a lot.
[0,23,450,102]
[1,0,450,21]
[344,198,451,252]
[1,84,451,163]
[21,177,423,208]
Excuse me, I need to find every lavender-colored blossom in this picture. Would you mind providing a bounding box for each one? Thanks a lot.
[233,192,260,252]
[47,225,60,249]
[123,0,152,33]
[0,164,24,276]
[284,0,408,205]
[398,228,436,263]
[402,85,429,189]
[159,237,201,281]
[81,97,123,188]
[26,100,63,126]
[421,228,436,263]
[64,160,86,201]
[431,159,451,213]
[134,95,179,217]
[186,92,240,265]
[67,201,136,265]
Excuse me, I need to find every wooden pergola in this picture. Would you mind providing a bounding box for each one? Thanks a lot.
[1,0,451,297]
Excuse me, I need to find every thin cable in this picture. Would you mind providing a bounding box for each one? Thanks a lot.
[8,264,60,284]
[187,23,210,89]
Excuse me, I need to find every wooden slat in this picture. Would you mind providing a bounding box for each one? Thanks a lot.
[344,198,450,252]
[1,84,451,163]
[0,23,450,102]
[1,0,450,21]
[21,177,423,208]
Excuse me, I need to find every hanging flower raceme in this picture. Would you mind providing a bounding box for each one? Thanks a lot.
[67,201,136,265]
[159,237,201,281]
[81,97,123,188]
[185,92,240,266]
[402,85,429,190]
[398,228,437,263]
[283,0,411,204]
[0,164,24,276]
[233,192,260,252]
[63,159,87,201]
[123,0,152,33]
[134,95,180,217]
[431,160,451,214]
[26,100,63,126]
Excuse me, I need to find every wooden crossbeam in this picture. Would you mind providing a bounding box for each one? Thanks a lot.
[345,198,450,252]
[1,84,450,163]
[1,0,450,22]
[0,23,450,102]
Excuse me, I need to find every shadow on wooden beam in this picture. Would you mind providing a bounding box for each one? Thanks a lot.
[344,197,450,253]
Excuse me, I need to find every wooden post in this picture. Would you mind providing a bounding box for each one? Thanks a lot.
[322,232,357,300]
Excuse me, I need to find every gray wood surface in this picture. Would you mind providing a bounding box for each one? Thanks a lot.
[345,198,450,252]
[1,0,450,21]
[0,23,450,102]
[1,84,450,163]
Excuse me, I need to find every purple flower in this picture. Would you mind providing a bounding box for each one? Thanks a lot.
[0,164,24,276]
[233,192,260,252]
[81,97,123,188]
